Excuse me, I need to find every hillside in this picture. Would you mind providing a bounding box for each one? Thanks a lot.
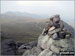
[0,12,74,43]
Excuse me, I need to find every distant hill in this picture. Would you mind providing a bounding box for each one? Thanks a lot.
[0,12,74,42]
[1,12,49,19]
[0,13,49,24]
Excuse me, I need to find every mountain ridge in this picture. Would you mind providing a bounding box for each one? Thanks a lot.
[1,12,49,19]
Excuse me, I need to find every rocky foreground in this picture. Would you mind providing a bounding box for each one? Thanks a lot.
[1,34,74,56]
[22,34,74,56]
[1,26,74,56]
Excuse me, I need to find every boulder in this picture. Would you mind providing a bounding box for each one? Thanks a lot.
[38,49,55,56]
[1,39,16,55]
[29,41,37,47]
[47,38,54,49]
[18,41,37,50]
[18,41,37,55]
[38,49,50,56]
[50,44,60,54]
[38,34,49,49]
[22,47,42,56]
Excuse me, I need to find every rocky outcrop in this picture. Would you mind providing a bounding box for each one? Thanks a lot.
[22,33,74,56]
[17,41,37,55]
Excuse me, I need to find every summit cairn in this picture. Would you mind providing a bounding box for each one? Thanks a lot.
[22,15,74,56]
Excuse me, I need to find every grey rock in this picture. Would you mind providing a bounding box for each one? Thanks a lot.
[38,49,56,56]
[18,41,37,50]
[22,47,42,56]
[38,49,50,56]
[38,34,49,49]
[16,42,24,47]
[29,41,37,47]
[1,39,16,55]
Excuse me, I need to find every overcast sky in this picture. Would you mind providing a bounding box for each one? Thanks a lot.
[1,1,74,26]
